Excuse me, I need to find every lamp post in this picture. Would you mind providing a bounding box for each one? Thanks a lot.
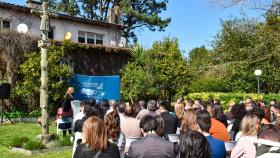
[254,69,262,94]
[38,2,50,138]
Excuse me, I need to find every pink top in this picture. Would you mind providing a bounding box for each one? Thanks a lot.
[230,135,257,158]
[120,116,143,138]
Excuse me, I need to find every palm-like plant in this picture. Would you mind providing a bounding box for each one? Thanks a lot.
[131,44,145,59]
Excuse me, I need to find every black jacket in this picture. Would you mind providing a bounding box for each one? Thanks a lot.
[128,134,175,158]
[74,143,120,158]
[161,112,180,134]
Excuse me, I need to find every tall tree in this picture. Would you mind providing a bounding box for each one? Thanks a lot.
[79,0,171,42]
[188,46,210,68]
[120,0,171,42]
[57,0,80,16]
[208,2,280,93]
[80,0,112,21]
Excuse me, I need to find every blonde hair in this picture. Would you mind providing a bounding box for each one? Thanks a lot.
[82,116,108,151]
[181,109,199,132]
[175,103,185,120]
[241,113,260,136]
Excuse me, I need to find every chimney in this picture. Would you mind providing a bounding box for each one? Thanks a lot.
[26,0,42,10]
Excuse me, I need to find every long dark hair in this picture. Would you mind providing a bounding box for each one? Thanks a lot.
[213,104,228,127]
[179,130,211,158]
[104,110,121,142]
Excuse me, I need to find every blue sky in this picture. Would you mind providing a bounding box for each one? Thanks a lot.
[136,0,265,55]
[6,0,265,55]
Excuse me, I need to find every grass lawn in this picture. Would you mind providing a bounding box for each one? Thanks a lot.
[0,122,72,158]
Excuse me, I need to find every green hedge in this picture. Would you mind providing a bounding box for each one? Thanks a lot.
[186,92,280,110]
[5,109,41,119]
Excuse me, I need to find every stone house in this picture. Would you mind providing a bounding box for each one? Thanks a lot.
[0,1,130,76]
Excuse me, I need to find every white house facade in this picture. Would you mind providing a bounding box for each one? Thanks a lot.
[0,1,125,47]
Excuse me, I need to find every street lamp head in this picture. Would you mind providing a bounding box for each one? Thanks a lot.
[17,23,28,33]
[254,69,262,76]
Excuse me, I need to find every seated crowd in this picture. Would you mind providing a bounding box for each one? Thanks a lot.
[57,97,280,158]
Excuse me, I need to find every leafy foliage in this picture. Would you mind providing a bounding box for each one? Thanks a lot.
[188,3,280,93]
[14,41,73,113]
[23,140,46,150]
[121,37,190,101]
[9,136,30,148]
[5,109,41,118]
[57,0,80,16]
[120,0,171,42]
[59,136,72,146]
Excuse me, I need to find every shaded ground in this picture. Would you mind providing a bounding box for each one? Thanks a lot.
[0,122,72,158]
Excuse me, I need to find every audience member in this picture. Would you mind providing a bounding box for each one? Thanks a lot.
[100,100,110,116]
[244,98,253,111]
[177,97,184,104]
[155,115,169,140]
[214,99,221,105]
[106,100,118,115]
[73,100,87,124]
[256,124,280,157]
[212,104,228,127]
[275,116,280,129]
[159,100,180,134]
[128,115,175,158]
[185,98,194,109]
[225,102,235,120]
[120,104,142,137]
[74,101,103,133]
[231,113,260,158]
[132,102,142,117]
[193,99,202,109]
[271,105,280,123]
[196,110,226,158]
[117,102,125,119]
[136,100,160,120]
[139,100,146,110]
[104,110,126,156]
[270,99,277,107]
[230,104,247,139]
[260,106,271,124]
[74,116,120,158]
[174,102,185,123]
[178,130,211,158]
[180,109,199,133]
[207,105,230,142]
[257,100,266,107]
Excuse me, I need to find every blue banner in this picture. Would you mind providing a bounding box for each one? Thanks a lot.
[70,74,120,101]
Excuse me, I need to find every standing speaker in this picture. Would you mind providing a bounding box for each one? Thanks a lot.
[0,83,11,99]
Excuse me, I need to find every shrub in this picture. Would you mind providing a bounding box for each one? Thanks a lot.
[5,109,41,118]
[9,136,29,148]
[28,109,41,117]
[186,92,280,110]
[59,136,72,146]
[6,111,27,118]
[23,140,45,150]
